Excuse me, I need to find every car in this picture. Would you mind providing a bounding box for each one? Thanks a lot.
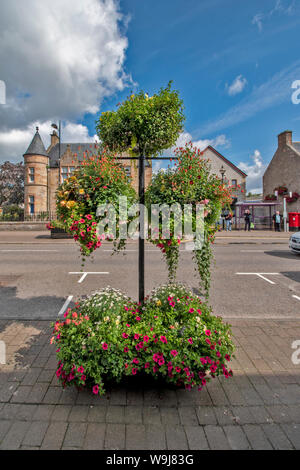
[289,231,300,254]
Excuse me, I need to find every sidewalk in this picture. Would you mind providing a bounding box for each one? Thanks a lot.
[0,230,292,245]
[0,318,299,450]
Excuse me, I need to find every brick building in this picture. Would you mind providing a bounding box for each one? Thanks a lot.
[263,130,300,212]
[23,127,152,215]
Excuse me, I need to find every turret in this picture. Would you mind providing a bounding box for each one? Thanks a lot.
[23,127,49,215]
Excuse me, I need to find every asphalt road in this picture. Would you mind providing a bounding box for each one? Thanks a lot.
[0,241,300,320]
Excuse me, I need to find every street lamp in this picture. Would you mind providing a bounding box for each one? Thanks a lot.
[220,165,226,229]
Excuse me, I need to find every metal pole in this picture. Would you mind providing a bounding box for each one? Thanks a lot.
[138,152,145,304]
[283,197,287,232]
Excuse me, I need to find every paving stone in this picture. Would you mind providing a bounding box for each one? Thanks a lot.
[0,403,21,420]
[68,405,89,422]
[24,383,48,403]
[0,382,19,402]
[243,424,273,450]
[144,425,166,450]
[265,405,293,424]
[83,423,106,450]
[17,404,38,421]
[0,420,12,444]
[178,407,198,426]
[10,385,32,403]
[42,386,62,404]
[214,407,235,426]
[108,387,127,405]
[165,425,188,450]
[0,421,31,450]
[33,404,55,421]
[223,425,251,450]
[184,425,209,450]
[87,406,107,422]
[126,390,144,406]
[124,405,143,424]
[281,424,300,449]
[22,421,49,447]
[37,369,55,383]
[41,422,68,450]
[143,406,161,425]
[262,424,293,450]
[51,405,72,422]
[196,406,217,425]
[231,406,256,425]
[106,405,125,424]
[160,407,180,425]
[63,422,87,448]
[248,406,274,424]
[21,368,42,386]
[104,424,125,450]
[126,424,146,450]
[58,388,79,404]
[204,425,230,450]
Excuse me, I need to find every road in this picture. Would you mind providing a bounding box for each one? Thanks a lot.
[1,238,300,320]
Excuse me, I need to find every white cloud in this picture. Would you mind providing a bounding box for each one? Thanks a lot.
[238,149,267,194]
[0,121,99,163]
[0,0,130,163]
[252,13,264,32]
[252,1,295,31]
[167,131,230,154]
[226,75,247,96]
[197,59,300,136]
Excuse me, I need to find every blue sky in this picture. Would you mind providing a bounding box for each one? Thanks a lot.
[83,0,300,191]
[1,0,300,192]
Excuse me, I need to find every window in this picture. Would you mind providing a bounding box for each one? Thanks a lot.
[29,196,35,214]
[61,166,75,182]
[232,179,237,188]
[29,167,35,183]
[124,166,131,180]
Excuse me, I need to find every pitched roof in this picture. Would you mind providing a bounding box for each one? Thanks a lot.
[24,128,48,157]
[203,145,247,177]
[292,142,300,154]
[48,143,101,167]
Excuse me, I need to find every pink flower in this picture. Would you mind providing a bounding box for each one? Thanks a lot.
[188,338,193,344]
[171,350,178,357]
[145,362,150,369]
[135,316,141,321]
[132,368,137,375]
[132,358,139,365]
[122,333,129,339]
[189,308,194,313]
[134,334,140,340]
[92,385,99,395]
[143,335,149,343]
[102,343,108,350]
[124,347,129,353]
[78,366,84,373]
[160,336,167,344]
[175,367,181,373]
[158,358,165,366]
[205,330,211,336]
[225,354,231,361]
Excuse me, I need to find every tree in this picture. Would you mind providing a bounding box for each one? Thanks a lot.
[0,161,25,206]
[96,81,185,156]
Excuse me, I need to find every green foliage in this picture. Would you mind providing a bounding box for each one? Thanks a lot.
[145,143,233,297]
[52,284,235,396]
[96,81,185,157]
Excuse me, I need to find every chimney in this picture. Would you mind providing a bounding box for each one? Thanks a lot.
[50,130,59,148]
[278,130,292,148]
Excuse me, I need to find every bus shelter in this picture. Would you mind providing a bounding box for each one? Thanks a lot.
[234,201,280,230]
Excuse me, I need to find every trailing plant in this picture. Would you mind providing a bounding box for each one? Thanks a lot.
[48,148,137,264]
[145,143,232,297]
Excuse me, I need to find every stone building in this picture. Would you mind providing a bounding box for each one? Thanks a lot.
[263,130,300,212]
[201,146,247,203]
[23,127,152,215]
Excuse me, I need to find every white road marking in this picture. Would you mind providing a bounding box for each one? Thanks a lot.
[69,272,109,283]
[0,250,58,252]
[236,272,280,284]
[58,296,73,316]
[292,295,300,301]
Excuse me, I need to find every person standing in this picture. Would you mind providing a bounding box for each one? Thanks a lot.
[244,209,251,231]
[274,211,281,232]
[225,212,232,232]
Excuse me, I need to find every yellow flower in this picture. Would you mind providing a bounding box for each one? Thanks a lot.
[60,200,66,206]
[79,189,85,195]
[156,300,161,306]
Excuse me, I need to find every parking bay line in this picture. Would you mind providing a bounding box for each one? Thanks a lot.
[236,273,280,285]
[292,295,300,301]
[58,295,74,316]
[69,272,109,283]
